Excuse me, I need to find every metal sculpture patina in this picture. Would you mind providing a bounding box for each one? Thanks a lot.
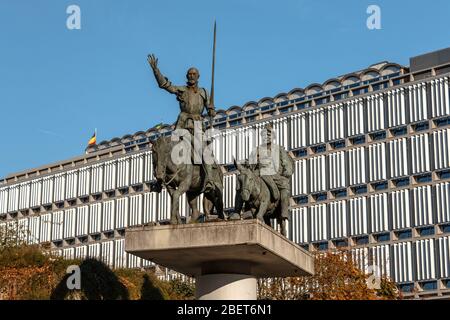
[147,22,224,224]
[232,124,294,236]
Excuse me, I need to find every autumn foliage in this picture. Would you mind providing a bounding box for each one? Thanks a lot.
[258,250,401,300]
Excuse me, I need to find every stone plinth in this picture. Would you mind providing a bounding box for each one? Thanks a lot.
[125,219,314,300]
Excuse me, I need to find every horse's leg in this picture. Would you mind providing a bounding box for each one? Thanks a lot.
[169,180,190,225]
[187,191,200,223]
[279,218,287,237]
[263,215,271,227]
[256,200,269,223]
[230,192,243,220]
[202,195,213,219]
[214,186,225,220]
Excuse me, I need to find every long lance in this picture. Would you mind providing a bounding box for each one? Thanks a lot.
[208,20,216,130]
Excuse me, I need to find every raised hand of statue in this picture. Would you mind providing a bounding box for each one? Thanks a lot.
[147,54,158,71]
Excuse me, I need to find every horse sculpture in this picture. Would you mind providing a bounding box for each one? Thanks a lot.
[150,135,224,224]
[233,159,287,236]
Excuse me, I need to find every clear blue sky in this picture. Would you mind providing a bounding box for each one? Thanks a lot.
[0,0,449,178]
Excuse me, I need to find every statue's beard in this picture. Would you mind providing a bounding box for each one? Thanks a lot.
[187,79,198,86]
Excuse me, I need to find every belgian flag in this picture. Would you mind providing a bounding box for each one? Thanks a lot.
[88,130,97,146]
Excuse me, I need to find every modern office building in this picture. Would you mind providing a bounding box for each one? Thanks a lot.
[1,47,450,298]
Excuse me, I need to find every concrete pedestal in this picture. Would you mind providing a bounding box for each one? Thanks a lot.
[125,219,314,300]
[196,274,256,300]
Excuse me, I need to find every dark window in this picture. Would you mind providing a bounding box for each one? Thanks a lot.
[334,239,348,247]
[292,148,307,158]
[313,193,327,201]
[355,236,369,245]
[333,189,347,198]
[350,135,365,145]
[438,169,450,180]
[399,283,414,293]
[376,233,390,242]
[415,174,432,183]
[370,131,386,141]
[396,230,412,239]
[296,195,309,204]
[418,227,435,236]
[421,281,437,291]
[312,144,326,154]
[229,120,241,127]
[373,181,388,191]
[441,224,450,233]
[413,121,429,132]
[353,185,367,194]
[391,126,407,136]
[316,242,328,251]
[394,177,410,187]
[330,140,346,149]
[435,116,450,127]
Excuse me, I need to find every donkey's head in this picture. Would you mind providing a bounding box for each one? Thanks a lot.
[234,159,257,202]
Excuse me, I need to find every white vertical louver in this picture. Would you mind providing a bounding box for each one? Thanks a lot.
[63,208,76,239]
[436,182,450,223]
[409,83,428,122]
[78,167,90,197]
[63,248,75,260]
[158,189,171,221]
[292,159,307,196]
[51,211,64,241]
[65,170,78,200]
[291,207,308,244]
[349,197,368,236]
[310,204,327,242]
[329,200,347,239]
[117,157,130,189]
[116,197,128,229]
[76,206,89,237]
[114,239,126,269]
[433,128,450,170]
[348,147,366,185]
[309,109,325,145]
[129,194,142,227]
[101,241,114,267]
[391,189,411,230]
[90,164,104,194]
[102,200,115,232]
[290,113,307,149]
[368,143,386,181]
[410,134,430,174]
[371,245,391,277]
[370,193,389,233]
[412,186,433,227]
[310,156,326,193]
[104,160,117,191]
[430,77,450,118]
[28,215,40,244]
[0,187,8,214]
[130,154,144,185]
[143,192,158,223]
[143,151,154,182]
[53,173,66,203]
[367,93,385,132]
[237,126,257,162]
[328,152,346,189]
[392,242,413,283]
[88,243,101,259]
[7,185,19,213]
[75,246,87,260]
[351,247,369,272]
[89,202,102,234]
[389,138,408,178]
[327,103,345,141]
[415,239,436,281]
[438,236,450,278]
[18,182,30,210]
[387,88,406,127]
[273,117,289,149]
[39,213,52,243]
[42,177,54,205]
[30,179,42,208]
[347,98,365,137]
[224,174,236,209]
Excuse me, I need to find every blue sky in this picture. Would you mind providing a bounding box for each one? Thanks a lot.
[0,0,449,178]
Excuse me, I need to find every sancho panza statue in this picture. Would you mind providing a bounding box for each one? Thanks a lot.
[147,54,222,196]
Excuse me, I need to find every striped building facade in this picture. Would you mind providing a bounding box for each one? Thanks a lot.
[2,48,450,298]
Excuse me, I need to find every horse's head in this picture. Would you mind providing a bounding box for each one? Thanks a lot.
[234,159,257,202]
[150,136,170,182]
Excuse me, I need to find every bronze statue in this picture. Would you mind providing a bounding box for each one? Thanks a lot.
[232,124,294,236]
[150,136,224,224]
[147,54,224,223]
